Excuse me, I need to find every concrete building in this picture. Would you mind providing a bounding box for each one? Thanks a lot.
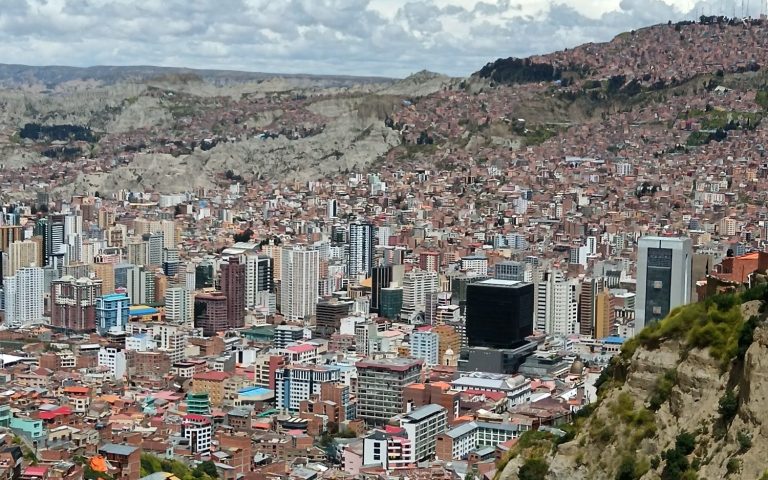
[355,357,423,425]
[221,257,246,328]
[275,364,341,411]
[400,404,447,462]
[50,276,102,333]
[635,236,693,330]
[280,246,319,322]
[3,266,44,327]
[96,292,130,334]
[400,269,439,321]
[348,222,375,278]
[410,329,439,366]
[165,287,194,326]
[466,279,534,349]
[98,347,127,379]
[195,292,228,336]
[536,270,578,336]
[7,240,38,277]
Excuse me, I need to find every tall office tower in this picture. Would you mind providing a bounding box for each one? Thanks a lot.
[46,214,66,264]
[245,253,274,307]
[419,251,440,272]
[536,270,578,336]
[460,255,488,276]
[195,292,229,336]
[127,237,148,266]
[157,220,177,249]
[114,263,132,290]
[327,199,338,219]
[380,286,403,320]
[594,289,615,339]
[370,265,392,314]
[51,276,102,332]
[185,262,196,291]
[0,225,23,253]
[401,269,439,321]
[494,260,526,281]
[145,232,164,267]
[195,261,214,289]
[578,277,599,338]
[377,226,391,247]
[162,248,180,277]
[96,293,130,334]
[355,358,423,425]
[165,287,194,326]
[330,224,347,244]
[315,298,353,338]
[348,222,375,277]
[410,329,439,366]
[262,242,282,282]
[33,218,48,266]
[7,240,39,277]
[635,236,693,330]
[221,257,246,328]
[280,246,320,322]
[466,279,534,349]
[4,266,44,327]
[126,265,154,305]
[92,261,115,295]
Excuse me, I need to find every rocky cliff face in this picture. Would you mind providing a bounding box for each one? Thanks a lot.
[499,298,768,480]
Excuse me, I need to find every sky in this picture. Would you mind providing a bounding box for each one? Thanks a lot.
[0,0,765,78]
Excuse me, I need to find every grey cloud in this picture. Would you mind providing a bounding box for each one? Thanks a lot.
[0,0,761,77]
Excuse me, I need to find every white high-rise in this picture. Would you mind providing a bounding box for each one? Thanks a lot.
[536,269,578,335]
[401,269,439,321]
[3,266,44,327]
[165,287,194,326]
[281,246,320,322]
[635,236,692,331]
[410,330,439,366]
[245,253,274,308]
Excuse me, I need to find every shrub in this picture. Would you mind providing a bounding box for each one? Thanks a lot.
[718,390,738,422]
[648,369,677,411]
[675,432,696,455]
[726,458,741,476]
[518,458,549,480]
[737,431,752,452]
[661,447,690,480]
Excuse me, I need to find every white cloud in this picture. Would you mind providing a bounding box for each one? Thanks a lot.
[0,0,761,77]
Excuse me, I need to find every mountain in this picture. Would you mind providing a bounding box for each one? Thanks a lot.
[495,284,768,480]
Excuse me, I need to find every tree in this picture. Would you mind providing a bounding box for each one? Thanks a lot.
[518,458,549,480]
[193,461,218,479]
[718,390,738,421]
[675,432,696,455]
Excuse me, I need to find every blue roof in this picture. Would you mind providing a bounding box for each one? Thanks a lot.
[238,386,272,396]
[130,306,158,316]
[601,336,625,344]
[102,293,129,300]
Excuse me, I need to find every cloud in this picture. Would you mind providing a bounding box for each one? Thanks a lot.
[0,0,761,77]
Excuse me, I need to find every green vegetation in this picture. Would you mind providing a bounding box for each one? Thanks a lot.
[648,369,678,411]
[660,432,698,480]
[726,458,741,476]
[756,89,768,110]
[520,125,559,146]
[494,430,555,480]
[615,456,649,480]
[718,390,738,423]
[736,430,752,453]
[518,458,549,480]
[140,454,218,480]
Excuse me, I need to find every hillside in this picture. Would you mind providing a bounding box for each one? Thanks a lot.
[496,284,768,480]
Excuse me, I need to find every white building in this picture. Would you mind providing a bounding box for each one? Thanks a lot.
[460,256,489,276]
[348,223,375,278]
[536,269,578,335]
[635,236,693,330]
[280,246,319,322]
[275,364,341,411]
[98,347,127,380]
[401,269,439,320]
[245,253,274,311]
[165,287,194,326]
[125,333,156,352]
[181,415,213,454]
[400,404,447,462]
[410,330,439,366]
[3,266,44,327]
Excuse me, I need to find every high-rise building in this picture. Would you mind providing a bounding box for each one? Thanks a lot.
[92,261,115,295]
[355,357,423,425]
[400,404,447,462]
[494,261,526,281]
[280,246,319,322]
[466,279,534,349]
[245,253,273,307]
[315,298,353,339]
[578,277,599,338]
[594,289,615,339]
[195,292,228,336]
[536,270,578,336]
[410,329,439,366]
[327,199,338,219]
[275,364,341,411]
[145,232,164,267]
[126,265,154,305]
[0,225,23,252]
[165,287,194,326]
[370,265,392,313]
[51,276,102,333]
[419,251,440,272]
[635,236,693,330]
[162,248,180,277]
[380,286,403,320]
[46,214,66,265]
[401,269,439,320]
[221,257,246,328]
[433,324,460,366]
[348,222,375,278]
[7,240,39,277]
[3,266,44,327]
[96,293,130,334]
[460,256,488,276]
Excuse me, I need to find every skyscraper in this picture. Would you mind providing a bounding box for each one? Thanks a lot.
[401,269,439,320]
[465,279,534,349]
[635,236,693,330]
[348,222,375,278]
[51,276,102,332]
[221,257,246,328]
[280,246,320,322]
[7,240,39,277]
[370,265,392,313]
[536,270,578,336]
[4,266,44,327]
[410,329,439,366]
[165,287,194,326]
[245,253,274,307]
[195,292,229,336]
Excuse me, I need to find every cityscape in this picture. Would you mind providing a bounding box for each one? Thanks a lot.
[2,10,768,480]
